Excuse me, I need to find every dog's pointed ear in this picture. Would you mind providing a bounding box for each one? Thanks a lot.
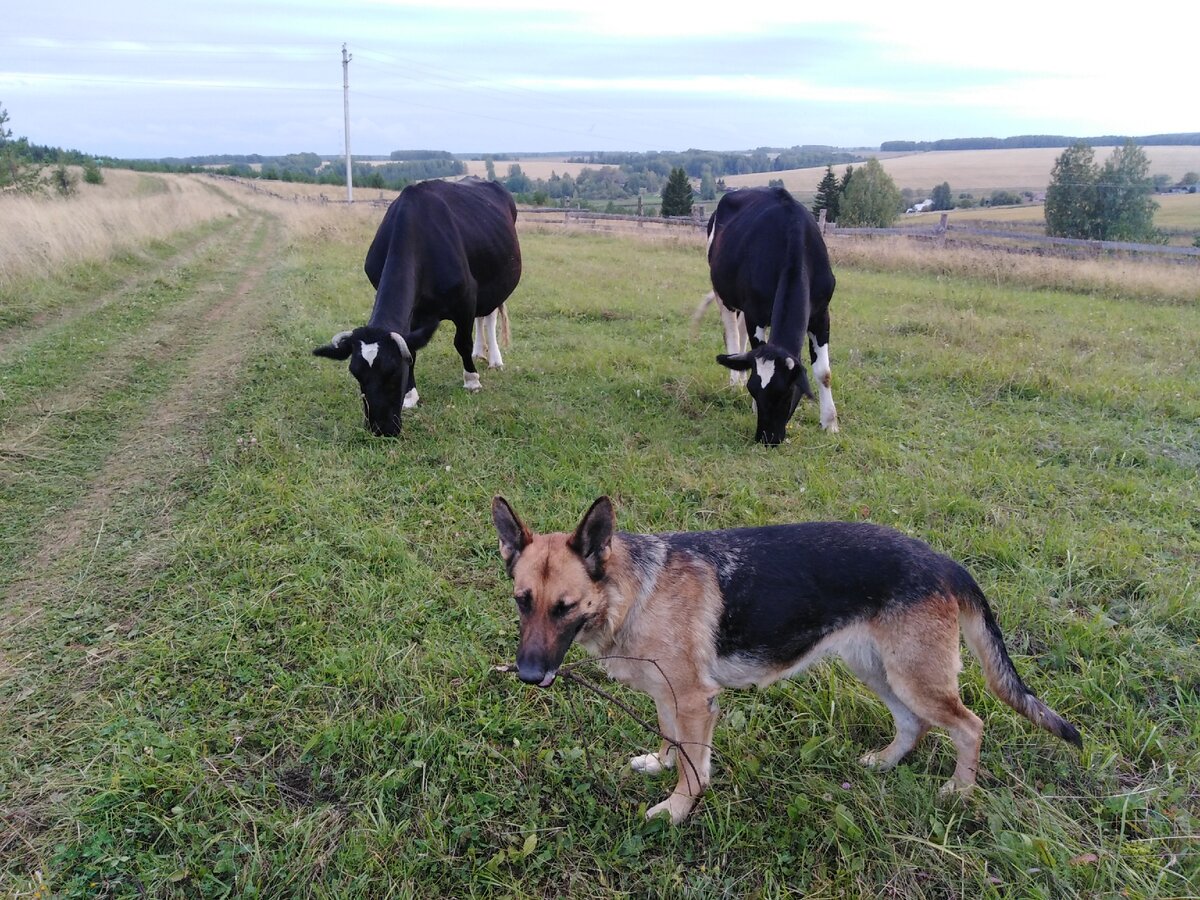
[716,351,754,371]
[492,496,532,577]
[568,496,614,581]
[313,330,355,360]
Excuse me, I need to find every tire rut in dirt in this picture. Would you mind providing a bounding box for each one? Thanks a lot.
[0,214,255,360]
[0,212,283,620]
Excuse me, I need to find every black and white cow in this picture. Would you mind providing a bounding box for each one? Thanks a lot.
[313,177,522,436]
[707,186,838,444]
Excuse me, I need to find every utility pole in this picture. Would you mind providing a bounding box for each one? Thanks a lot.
[342,43,353,203]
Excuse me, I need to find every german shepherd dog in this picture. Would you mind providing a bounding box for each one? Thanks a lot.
[492,496,1082,824]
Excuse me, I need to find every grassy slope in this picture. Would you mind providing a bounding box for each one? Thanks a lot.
[1,223,1197,897]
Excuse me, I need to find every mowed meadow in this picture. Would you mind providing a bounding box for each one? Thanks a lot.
[1,174,1198,898]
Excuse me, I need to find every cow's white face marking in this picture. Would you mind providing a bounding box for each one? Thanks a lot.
[755,357,775,389]
[359,342,379,366]
[755,326,767,343]
[403,387,419,408]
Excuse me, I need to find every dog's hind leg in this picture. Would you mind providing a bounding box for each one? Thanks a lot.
[874,606,984,794]
[843,645,930,770]
[645,691,719,824]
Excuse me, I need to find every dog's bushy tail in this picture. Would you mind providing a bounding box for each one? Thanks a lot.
[957,581,1083,749]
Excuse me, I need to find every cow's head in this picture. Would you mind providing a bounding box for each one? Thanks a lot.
[492,496,612,687]
[717,345,813,446]
[312,325,434,436]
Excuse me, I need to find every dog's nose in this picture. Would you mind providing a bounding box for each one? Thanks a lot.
[516,661,556,687]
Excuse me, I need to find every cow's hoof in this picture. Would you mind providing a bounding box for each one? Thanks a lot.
[463,372,482,392]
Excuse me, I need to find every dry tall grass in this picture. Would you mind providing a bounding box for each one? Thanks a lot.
[828,235,1200,303]
[0,171,391,287]
[0,170,240,286]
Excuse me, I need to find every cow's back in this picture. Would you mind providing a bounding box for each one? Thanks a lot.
[366,178,522,329]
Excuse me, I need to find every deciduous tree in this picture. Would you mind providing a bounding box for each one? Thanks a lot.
[839,158,902,227]
[931,181,953,211]
[1045,142,1100,238]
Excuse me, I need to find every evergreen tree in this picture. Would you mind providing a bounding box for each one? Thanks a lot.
[838,164,854,199]
[660,166,694,217]
[1045,143,1100,238]
[0,102,43,194]
[813,165,841,221]
[839,158,902,227]
[930,181,953,211]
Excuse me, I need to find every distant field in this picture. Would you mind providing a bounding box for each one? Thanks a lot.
[726,146,1200,198]
[462,157,617,179]
[900,191,1200,235]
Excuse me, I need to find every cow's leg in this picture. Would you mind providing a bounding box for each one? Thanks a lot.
[482,309,503,368]
[472,316,488,361]
[716,295,747,387]
[403,356,419,408]
[745,317,767,349]
[455,319,482,392]
[808,308,838,432]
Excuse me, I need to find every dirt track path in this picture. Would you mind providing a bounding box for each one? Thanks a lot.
[0,207,284,666]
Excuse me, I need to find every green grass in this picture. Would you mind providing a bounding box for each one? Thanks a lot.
[2,224,1197,898]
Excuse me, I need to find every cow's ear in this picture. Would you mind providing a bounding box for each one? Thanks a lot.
[717,351,754,371]
[492,496,532,576]
[569,496,614,581]
[313,331,354,360]
[403,322,441,355]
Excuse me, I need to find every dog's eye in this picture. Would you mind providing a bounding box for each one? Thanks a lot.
[551,598,575,619]
[514,592,532,614]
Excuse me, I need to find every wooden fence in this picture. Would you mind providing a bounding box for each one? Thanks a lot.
[205,176,1199,261]
[523,206,1200,260]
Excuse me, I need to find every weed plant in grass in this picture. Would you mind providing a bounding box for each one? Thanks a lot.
[1,221,1197,897]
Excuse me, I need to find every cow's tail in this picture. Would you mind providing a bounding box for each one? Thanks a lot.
[689,290,718,340]
[956,580,1082,749]
[498,302,511,348]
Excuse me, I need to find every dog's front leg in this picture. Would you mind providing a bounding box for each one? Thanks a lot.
[645,692,719,824]
[630,694,679,775]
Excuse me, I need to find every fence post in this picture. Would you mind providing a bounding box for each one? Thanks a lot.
[818,208,827,234]
[937,213,949,248]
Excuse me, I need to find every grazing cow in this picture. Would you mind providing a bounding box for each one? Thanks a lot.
[706,187,838,443]
[313,177,522,436]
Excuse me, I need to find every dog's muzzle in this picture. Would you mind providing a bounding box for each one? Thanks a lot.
[517,664,557,688]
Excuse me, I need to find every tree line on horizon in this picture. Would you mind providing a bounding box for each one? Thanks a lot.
[880,133,1200,152]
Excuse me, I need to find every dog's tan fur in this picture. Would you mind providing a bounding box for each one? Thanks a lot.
[494,496,1079,823]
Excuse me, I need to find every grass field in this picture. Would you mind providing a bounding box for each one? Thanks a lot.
[1,192,1198,897]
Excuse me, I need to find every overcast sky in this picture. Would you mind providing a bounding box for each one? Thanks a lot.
[2,1,1194,159]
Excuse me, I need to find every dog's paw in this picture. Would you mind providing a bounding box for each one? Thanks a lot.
[630,752,671,775]
[645,793,697,824]
[937,777,976,797]
[859,749,899,770]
